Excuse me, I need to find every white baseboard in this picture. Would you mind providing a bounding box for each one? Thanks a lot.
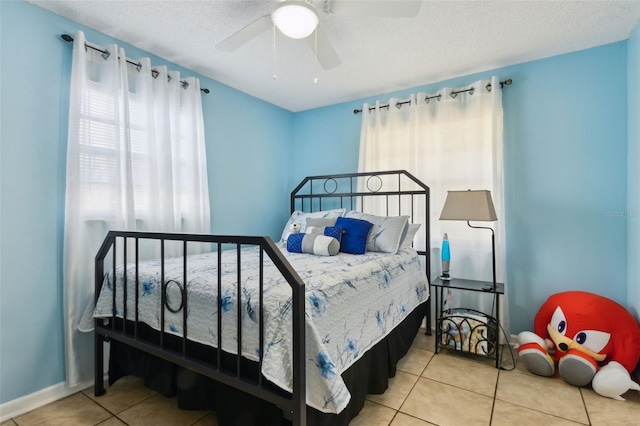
[0,379,94,423]
[1,344,110,422]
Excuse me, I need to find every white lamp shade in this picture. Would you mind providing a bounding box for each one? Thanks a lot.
[439,190,498,222]
[272,1,319,39]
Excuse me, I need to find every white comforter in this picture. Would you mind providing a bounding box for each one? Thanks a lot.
[84,246,429,413]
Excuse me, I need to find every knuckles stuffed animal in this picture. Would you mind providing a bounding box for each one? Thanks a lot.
[518,291,640,401]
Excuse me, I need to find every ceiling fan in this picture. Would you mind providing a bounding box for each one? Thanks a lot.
[216,0,423,70]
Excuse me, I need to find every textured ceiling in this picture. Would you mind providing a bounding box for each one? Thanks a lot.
[28,0,640,112]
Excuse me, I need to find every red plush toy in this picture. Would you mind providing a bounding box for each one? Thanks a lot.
[518,291,640,400]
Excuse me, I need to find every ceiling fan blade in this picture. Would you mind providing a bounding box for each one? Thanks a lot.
[216,15,272,52]
[328,0,422,17]
[306,26,341,70]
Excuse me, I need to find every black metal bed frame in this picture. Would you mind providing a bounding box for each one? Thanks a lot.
[93,170,430,426]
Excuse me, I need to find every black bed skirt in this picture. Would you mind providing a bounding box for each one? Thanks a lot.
[107,302,427,426]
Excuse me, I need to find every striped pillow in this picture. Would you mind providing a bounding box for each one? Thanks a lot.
[286,233,340,256]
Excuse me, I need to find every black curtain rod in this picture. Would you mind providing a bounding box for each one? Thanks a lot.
[353,79,512,114]
[61,34,210,94]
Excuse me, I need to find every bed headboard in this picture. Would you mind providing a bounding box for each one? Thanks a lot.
[290,170,431,281]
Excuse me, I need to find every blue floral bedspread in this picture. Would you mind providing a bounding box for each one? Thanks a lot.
[86,246,429,413]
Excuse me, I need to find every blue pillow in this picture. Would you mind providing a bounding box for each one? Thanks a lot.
[323,225,342,242]
[335,217,373,254]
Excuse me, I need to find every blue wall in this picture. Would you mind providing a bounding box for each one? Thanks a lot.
[293,42,630,334]
[503,43,628,333]
[628,21,640,319]
[0,0,292,405]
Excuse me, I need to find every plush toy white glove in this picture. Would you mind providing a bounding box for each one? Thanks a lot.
[592,361,640,401]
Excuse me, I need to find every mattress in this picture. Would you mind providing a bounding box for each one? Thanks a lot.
[81,245,429,413]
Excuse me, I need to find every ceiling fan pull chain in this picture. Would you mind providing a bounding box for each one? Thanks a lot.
[272,24,277,80]
[313,28,319,84]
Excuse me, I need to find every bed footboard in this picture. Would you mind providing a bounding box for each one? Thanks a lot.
[93,231,307,425]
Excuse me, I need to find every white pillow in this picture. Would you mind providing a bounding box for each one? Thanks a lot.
[399,223,421,249]
[344,211,409,253]
[279,209,345,243]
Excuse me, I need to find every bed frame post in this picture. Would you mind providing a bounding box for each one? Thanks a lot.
[94,232,114,397]
[94,332,106,397]
[291,280,306,425]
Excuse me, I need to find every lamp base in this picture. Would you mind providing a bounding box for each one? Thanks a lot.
[440,272,452,281]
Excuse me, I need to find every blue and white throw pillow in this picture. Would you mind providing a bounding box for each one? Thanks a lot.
[287,233,340,256]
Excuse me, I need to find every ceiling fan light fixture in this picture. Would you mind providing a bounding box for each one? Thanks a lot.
[272,1,319,39]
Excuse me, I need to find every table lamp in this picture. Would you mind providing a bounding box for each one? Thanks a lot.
[439,190,498,290]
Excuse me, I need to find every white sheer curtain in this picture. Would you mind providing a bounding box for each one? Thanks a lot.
[358,76,509,339]
[63,31,211,386]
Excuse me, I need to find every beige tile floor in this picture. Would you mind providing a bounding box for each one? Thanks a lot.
[3,329,639,426]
